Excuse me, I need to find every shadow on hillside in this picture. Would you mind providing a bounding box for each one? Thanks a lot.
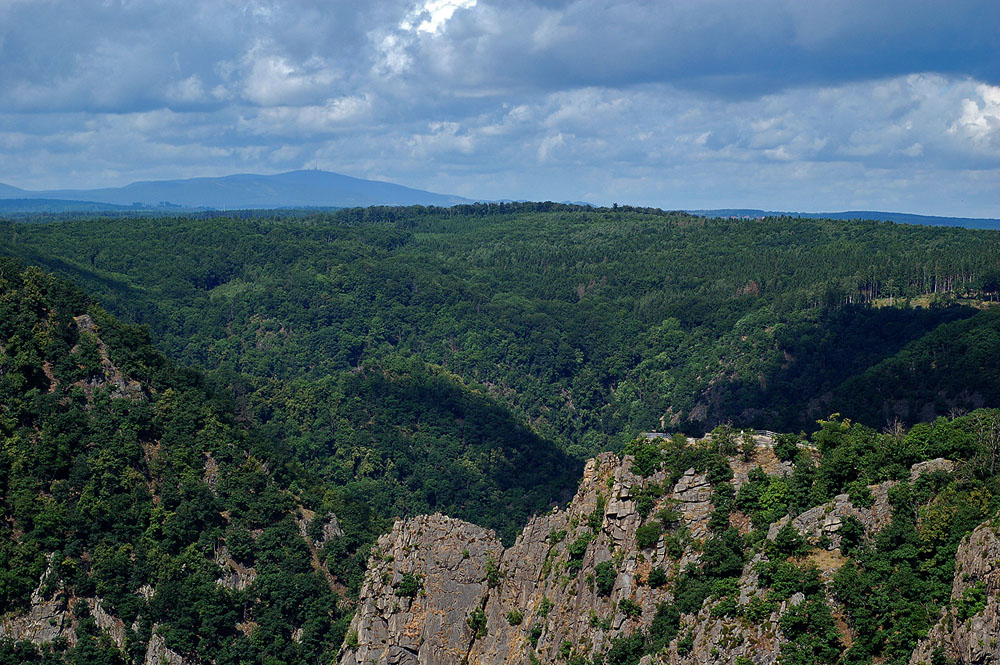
[688,304,985,433]
[4,248,158,323]
[321,358,584,544]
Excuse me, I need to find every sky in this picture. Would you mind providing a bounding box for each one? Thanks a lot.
[0,0,998,216]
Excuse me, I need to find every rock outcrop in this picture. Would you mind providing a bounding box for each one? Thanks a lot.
[340,450,737,665]
[910,521,1000,665]
[71,314,144,401]
[339,445,976,665]
[340,514,502,665]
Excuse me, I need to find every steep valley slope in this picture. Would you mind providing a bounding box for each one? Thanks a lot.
[4,243,1000,665]
[341,433,1000,665]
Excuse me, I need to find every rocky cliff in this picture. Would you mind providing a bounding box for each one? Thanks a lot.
[910,521,1000,665]
[339,437,982,665]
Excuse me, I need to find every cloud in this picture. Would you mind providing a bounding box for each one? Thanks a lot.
[237,42,339,106]
[951,84,1000,150]
[246,95,373,135]
[0,0,996,216]
[402,0,478,34]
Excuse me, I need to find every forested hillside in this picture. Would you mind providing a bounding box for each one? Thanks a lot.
[4,205,1000,451]
[3,204,1000,665]
[0,258,359,663]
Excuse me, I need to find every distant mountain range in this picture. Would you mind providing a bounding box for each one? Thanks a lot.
[690,209,1000,230]
[0,170,471,210]
[1,173,997,232]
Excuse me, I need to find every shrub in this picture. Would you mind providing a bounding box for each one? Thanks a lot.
[625,439,663,477]
[774,433,800,461]
[394,572,423,598]
[506,609,524,625]
[647,566,668,588]
[847,481,874,508]
[656,506,681,530]
[767,521,808,559]
[567,533,592,559]
[648,601,681,650]
[589,494,606,532]
[635,522,662,549]
[743,595,776,622]
[710,596,737,617]
[467,607,487,639]
[619,597,642,618]
[839,515,865,555]
[677,631,694,656]
[595,561,617,596]
[955,581,987,621]
[484,556,503,588]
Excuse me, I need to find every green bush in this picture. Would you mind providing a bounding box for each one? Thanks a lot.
[647,566,668,588]
[467,607,487,639]
[394,572,423,598]
[484,556,503,588]
[619,598,642,618]
[774,433,800,461]
[595,561,617,596]
[635,522,662,550]
[955,581,987,621]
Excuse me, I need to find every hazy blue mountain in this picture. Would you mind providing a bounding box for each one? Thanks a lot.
[0,183,26,197]
[0,170,472,209]
[691,209,1000,230]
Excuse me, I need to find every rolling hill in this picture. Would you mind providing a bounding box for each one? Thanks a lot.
[0,170,472,210]
[691,208,1000,230]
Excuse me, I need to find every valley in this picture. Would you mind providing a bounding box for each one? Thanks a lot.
[2,206,1000,665]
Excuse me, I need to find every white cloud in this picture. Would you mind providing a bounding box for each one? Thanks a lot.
[167,76,209,104]
[401,0,477,34]
[951,84,1000,148]
[239,43,338,106]
[0,1,996,216]
[537,132,565,162]
[247,95,373,135]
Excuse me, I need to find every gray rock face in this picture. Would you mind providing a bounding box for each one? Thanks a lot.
[340,452,730,665]
[145,630,185,665]
[340,446,971,665]
[0,554,75,646]
[765,459,956,551]
[215,545,258,591]
[766,482,893,550]
[0,592,73,645]
[910,522,1000,665]
[0,555,190,663]
[298,511,345,548]
[340,513,502,665]
[909,458,956,482]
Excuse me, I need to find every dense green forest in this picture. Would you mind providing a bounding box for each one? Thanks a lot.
[0,258,356,664]
[4,205,1000,449]
[2,199,1000,665]
[4,206,1000,547]
[4,205,1000,543]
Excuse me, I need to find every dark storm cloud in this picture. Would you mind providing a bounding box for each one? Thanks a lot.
[397,0,1000,94]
